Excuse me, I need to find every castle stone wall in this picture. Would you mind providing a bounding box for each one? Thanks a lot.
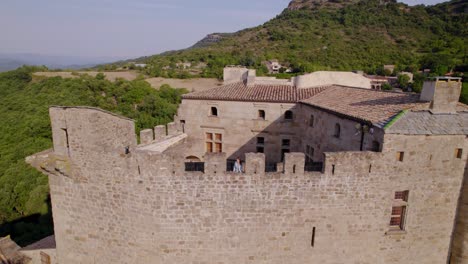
[177,100,302,162]
[450,162,468,263]
[35,107,467,264]
[297,104,385,161]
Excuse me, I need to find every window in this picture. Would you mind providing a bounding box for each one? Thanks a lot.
[389,191,409,231]
[456,148,463,159]
[258,110,266,120]
[257,137,265,145]
[210,107,218,117]
[397,152,405,162]
[372,141,380,152]
[257,137,265,153]
[334,123,341,138]
[206,132,222,153]
[284,110,293,120]
[282,139,290,147]
[309,115,314,127]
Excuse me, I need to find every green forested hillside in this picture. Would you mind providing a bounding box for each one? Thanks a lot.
[119,0,466,79]
[0,67,186,245]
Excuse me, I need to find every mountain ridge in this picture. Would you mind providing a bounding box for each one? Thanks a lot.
[103,0,467,79]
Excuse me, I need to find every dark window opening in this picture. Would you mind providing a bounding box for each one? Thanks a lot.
[304,161,323,172]
[282,139,290,147]
[394,190,409,202]
[284,110,293,120]
[397,152,405,162]
[185,162,205,172]
[257,137,265,145]
[456,148,463,159]
[210,107,218,116]
[258,110,266,120]
[309,115,314,127]
[334,124,341,138]
[256,147,264,153]
[372,141,380,152]
[180,120,186,133]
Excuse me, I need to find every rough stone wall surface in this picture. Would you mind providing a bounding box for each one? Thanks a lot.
[37,108,467,264]
[177,100,302,163]
[450,162,468,263]
[297,104,384,161]
[431,80,462,114]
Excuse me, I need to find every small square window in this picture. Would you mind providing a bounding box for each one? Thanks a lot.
[397,152,405,162]
[394,191,409,202]
[206,133,213,140]
[256,147,264,153]
[282,139,290,147]
[215,133,222,142]
[284,110,293,120]
[258,110,266,120]
[210,107,218,116]
[257,137,265,145]
[456,148,463,159]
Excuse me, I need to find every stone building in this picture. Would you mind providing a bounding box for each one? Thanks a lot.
[25,71,468,263]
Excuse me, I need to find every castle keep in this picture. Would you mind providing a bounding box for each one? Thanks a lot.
[26,70,468,263]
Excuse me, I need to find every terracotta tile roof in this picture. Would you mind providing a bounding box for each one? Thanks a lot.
[182,82,329,103]
[300,86,427,127]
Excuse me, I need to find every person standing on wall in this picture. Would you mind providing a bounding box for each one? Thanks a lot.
[233,158,243,173]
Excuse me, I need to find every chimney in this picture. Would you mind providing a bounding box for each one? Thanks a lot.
[246,69,256,87]
[420,77,462,114]
[223,66,249,84]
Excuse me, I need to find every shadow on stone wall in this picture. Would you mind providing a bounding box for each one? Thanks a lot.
[0,196,53,247]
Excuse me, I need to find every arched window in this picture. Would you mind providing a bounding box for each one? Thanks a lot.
[309,115,314,127]
[372,141,380,152]
[210,107,218,117]
[334,123,341,138]
[284,110,293,120]
[258,110,266,120]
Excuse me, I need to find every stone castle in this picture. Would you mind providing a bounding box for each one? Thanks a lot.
[24,68,468,263]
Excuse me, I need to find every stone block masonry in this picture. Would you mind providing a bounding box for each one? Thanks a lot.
[27,107,467,263]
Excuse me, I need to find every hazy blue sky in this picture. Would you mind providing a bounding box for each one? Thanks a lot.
[0,0,447,60]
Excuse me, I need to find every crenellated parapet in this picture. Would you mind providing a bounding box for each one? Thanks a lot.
[139,121,184,145]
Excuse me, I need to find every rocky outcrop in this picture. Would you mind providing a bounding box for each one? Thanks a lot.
[287,0,395,10]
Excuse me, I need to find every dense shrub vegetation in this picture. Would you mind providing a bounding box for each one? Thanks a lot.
[0,67,187,245]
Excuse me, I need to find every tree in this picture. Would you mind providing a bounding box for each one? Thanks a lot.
[397,74,410,89]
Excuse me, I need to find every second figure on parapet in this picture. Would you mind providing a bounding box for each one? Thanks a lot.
[233,158,243,173]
